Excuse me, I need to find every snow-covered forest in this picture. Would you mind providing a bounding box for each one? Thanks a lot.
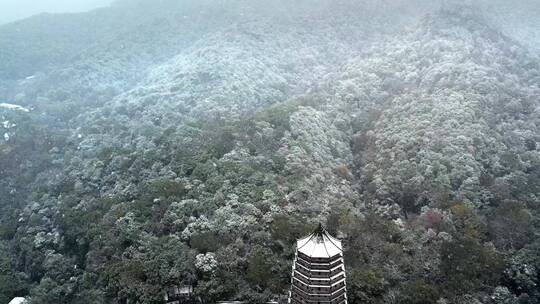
[0,0,539,303]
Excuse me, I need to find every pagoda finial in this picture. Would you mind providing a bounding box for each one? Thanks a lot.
[314,222,325,235]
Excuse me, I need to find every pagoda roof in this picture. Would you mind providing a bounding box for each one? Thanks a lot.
[297,224,342,258]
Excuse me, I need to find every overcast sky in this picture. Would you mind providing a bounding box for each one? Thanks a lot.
[0,0,114,24]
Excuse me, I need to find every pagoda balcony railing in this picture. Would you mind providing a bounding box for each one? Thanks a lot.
[290,294,346,304]
[291,283,346,298]
[296,256,344,270]
[290,299,346,304]
[290,287,347,303]
[295,264,344,278]
[292,278,346,293]
[292,273,346,287]
[297,252,342,264]
[295,260,344,274]
[292,269,346,284]
[290,297,347,304]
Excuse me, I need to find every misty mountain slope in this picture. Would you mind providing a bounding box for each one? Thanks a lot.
[278,6,540,299]
[480,0,540,53]
[0,0,438,216]
[0,0,432,116]
[53,0,430,203]
[1,1,540,304]
[1,0,289,115]
[49,20,366,220]
[321,8,540,214]
[0,0,236,80]
[54,0,436,220]
[294,8,540,302]
[95,20,360,118]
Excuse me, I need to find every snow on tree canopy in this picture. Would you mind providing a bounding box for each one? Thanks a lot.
[0,103,30,112]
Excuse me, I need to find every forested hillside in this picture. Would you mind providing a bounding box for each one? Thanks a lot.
[0,1,539,303]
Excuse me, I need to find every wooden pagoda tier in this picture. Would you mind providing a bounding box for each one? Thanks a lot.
[288,224,347,304]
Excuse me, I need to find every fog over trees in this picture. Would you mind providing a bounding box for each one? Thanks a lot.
[0,0,539,303]
[0,0,114,25]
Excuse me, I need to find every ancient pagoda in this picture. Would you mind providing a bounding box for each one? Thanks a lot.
[288,224,347,304]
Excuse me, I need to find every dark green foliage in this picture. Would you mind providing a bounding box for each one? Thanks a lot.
[0,242,28,303]
[440,237,505,295]
[190,232,220,253]
[149,179,187,199]
[506,240,540,302]
[449,202,488,240]
[247,248,274,287]
[270,214,313,245]
[399,281,440,304]
[203,125,238,160]
[58,197,118,264]
[30,277,72,304]
[100,236,195,303]
[489,201,533,250]
[347,269,387,304]
[342,212,402,268]
[255,103,298,134]
[0,212,18,240]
